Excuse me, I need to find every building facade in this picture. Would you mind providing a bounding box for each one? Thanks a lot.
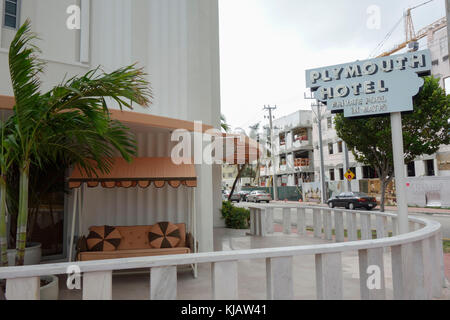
[259,110,315,188]
[0,0,222,256]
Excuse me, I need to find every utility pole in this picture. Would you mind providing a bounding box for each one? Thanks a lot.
[264,105,278,201]
[314,103,327,204]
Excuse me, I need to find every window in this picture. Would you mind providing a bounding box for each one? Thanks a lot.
[431,60,439,66]
[407,162,416,177]
[337,141,343,153]
[425,160,435,177]
[328,143,334,155]
[329,169,335,181]
[362,166,378,179]
[3,0,19,28]
[339,168,344,181]
[327,117,333,129]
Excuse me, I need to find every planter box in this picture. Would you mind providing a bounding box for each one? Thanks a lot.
[40,275,59,300]
[7,242,42,266]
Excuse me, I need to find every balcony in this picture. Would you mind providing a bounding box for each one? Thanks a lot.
[294,158,310,168]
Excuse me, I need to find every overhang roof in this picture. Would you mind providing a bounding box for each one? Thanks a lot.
[0,95,263,164]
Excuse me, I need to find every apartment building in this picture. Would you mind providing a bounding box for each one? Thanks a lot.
[259,110,315,188]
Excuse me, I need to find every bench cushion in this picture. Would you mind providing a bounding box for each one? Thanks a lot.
[87,223,187,251]
[78,247,190,261]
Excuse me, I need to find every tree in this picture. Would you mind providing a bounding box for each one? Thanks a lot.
[221,114,230,132]
[0,121,15,267]
[248,123,261,185]
[334,76,450,211]
[3,20,152,266]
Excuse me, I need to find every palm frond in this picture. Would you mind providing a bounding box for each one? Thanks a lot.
[8,19,44,122]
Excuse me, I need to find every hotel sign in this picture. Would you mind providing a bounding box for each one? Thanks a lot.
[305,50,432,118]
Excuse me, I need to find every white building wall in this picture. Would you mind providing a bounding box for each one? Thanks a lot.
[0,0,221,253]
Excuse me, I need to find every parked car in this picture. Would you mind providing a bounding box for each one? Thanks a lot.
[327,192,377,210]
[247,190,272,203]
[229,192,242,203]
[238,190,251,202]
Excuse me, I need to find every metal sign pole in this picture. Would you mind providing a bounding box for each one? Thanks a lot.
[343,142,351,192]
[390,112,409,234]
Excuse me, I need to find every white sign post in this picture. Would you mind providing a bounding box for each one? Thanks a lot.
[306,50,431,234]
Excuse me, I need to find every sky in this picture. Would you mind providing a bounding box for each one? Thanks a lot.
[218,0,447,132]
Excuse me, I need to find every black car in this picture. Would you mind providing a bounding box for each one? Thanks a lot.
[327,192,377,210]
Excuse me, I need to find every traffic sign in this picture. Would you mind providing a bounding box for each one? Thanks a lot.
[345,169,355,182]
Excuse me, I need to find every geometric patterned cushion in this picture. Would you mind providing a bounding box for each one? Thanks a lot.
[87,226,122,252]
[148,222,181,249]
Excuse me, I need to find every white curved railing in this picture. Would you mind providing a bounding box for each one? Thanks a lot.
[0,204,446,300]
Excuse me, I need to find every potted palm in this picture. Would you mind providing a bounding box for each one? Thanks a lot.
[0,20,151,299]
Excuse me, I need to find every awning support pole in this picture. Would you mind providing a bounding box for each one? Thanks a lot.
[68,188,78,262]
[78,184,83,239]
[192,187,198,278]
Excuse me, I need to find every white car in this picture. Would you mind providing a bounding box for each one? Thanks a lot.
[247,191,272,203]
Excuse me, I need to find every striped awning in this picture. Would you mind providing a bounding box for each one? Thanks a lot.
[220,133,263,165]
[68,157,197,189]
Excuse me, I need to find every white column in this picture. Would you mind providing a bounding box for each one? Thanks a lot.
[296,207,306,236]
[346,212,357,241]
[212,261,238,300]
[282,208,291,235]
[412,239,432,300]
[266,208,274,234]
[334,211,345,242]
[323,211,333,241]
[315,253,343,300]
[6,277,40,300]
[359,248,386,300]
[391,244,414,300]
[392,217,399,236]
[376,216,387,239]
[266,257,294,300]
[390,113,408,234]
[83,271,112,300]
[429,232,444,298]
[313,209,322,238]
[250,208,256,236]
[150,266,177,300]
[260,209,267,237]
[360,214,372,240]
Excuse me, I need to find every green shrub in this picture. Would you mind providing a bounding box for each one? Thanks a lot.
[221,201,250,229]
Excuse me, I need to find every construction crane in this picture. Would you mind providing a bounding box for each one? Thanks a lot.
[376,0,447,58]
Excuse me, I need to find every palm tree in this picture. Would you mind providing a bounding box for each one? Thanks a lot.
[0,120,15,267]
[248,123,261,186]
[221,114,230,132]
[5,20,152,266]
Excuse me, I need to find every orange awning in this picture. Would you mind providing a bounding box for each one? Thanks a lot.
[220,133,263,165]
[68,157,197,189]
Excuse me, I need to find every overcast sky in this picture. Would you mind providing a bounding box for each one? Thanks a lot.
[219,0,446,131]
